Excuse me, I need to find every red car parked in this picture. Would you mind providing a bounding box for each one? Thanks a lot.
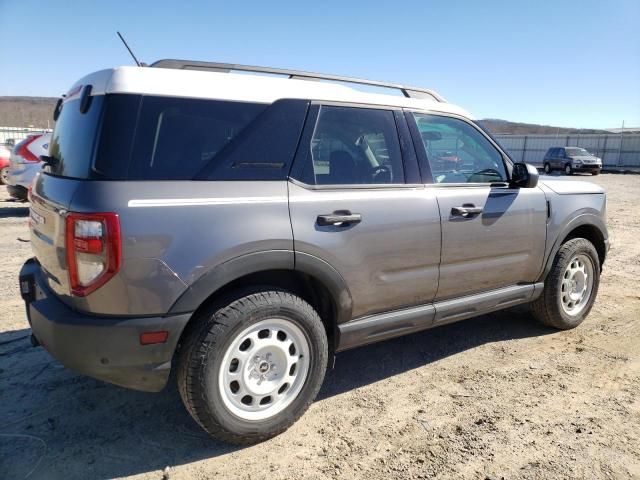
[0,143,11,185]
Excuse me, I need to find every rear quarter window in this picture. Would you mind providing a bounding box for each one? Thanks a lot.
[127,97,267,180]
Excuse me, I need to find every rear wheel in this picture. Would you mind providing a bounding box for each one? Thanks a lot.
[6,185,27,200]
[531,238,600,329]
[177,290,328,444]
[543,163,551,174]
[565,164,573,175]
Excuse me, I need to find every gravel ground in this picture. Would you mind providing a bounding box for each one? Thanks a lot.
[0,174,639,480]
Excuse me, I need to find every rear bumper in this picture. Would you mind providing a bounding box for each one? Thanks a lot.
[19,258,191,392]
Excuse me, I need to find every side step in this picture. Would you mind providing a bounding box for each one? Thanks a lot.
[337,283,543,351]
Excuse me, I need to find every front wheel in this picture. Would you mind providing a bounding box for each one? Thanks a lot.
[565,164,573,175]
[531,238,600,329]
[177,290,328,444]
[543,163,551,174]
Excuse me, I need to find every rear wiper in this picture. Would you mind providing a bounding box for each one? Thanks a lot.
[40,155,59,168]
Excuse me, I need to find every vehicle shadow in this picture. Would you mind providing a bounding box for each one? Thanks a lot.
[0,309,552,479]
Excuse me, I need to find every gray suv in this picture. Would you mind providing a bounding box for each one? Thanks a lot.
[19,60,609,444]
[543,147,603,175]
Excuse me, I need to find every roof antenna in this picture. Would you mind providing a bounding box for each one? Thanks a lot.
[117,31,145,67]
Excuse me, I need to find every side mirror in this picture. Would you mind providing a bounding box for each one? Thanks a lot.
[511,162,539,188]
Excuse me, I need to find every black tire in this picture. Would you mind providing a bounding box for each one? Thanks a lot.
[531,238,600,329]
[6,184,27,200]
[564,164,573,176]
[543,163,551,174]
[0,167,9,185]
[177,290,328,445]
[592,170,600,176]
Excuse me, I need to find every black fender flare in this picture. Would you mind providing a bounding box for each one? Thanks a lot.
[168,250,353,326]
[537,213,608,282]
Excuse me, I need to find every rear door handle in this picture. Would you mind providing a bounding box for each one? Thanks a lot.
[451,204,483,218]
[317,211,362,227]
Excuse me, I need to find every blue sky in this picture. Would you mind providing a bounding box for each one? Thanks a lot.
[1,0,638,128]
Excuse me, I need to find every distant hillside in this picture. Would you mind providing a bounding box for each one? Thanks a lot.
[0,96,57,129]
[478,119,610,135]
[0,96,615,134]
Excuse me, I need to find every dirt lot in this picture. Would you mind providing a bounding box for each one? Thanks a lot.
[1,174,639,480]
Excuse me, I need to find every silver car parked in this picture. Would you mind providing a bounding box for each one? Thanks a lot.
[20,59,608,444]
[543,147,603,175]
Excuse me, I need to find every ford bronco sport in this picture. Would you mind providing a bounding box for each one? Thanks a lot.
[19,59,609,444]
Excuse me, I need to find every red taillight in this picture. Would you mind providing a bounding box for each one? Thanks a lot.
[16,135,42,162]
[65,212,121,297]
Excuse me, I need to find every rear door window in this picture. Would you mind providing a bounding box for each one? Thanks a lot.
[299,105,405,186]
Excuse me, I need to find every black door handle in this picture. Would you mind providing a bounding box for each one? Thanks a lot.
[317,211,362,226]
[451,204,483,218]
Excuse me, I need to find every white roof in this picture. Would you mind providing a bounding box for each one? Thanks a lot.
[64,66,473,119]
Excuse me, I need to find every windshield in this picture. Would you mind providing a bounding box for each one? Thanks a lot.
[565,148,592,157]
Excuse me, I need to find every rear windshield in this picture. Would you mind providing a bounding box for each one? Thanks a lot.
[48,97,105,178]
[47,94,268,180]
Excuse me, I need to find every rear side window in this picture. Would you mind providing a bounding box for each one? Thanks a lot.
[300,106,404,185]
[48,96,105,178]
[128,97,266,180]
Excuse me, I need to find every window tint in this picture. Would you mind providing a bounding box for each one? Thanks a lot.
[128,97,266,180]
[412,113,507,184]
[48,96,105,179]
[305,106,404,185]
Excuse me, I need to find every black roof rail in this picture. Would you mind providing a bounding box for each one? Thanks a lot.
[150,59,446,103]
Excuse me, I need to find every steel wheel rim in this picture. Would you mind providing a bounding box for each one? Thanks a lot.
[560,254,594,316]
[565,165,571,174]
[218,318,311,421]
[0,168,8,184]
[544,164,550,173]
